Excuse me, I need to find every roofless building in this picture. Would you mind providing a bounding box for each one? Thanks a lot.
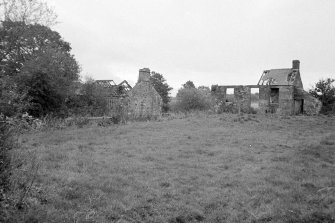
[211,60,321,115]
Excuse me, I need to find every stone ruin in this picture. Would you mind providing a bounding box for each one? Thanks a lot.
[128,68,162,120]
[97,68,162,120]
[211,60,321,115]
[97,60,320,118]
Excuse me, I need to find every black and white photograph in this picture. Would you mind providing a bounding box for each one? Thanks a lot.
[1,0,335,222]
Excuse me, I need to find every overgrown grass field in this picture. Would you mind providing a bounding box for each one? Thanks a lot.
[16,114,335,222]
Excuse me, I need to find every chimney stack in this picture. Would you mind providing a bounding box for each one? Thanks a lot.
[292,60,300,70]
[138,68,150,82]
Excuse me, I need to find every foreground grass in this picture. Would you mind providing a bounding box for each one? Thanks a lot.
[13,114,335,222]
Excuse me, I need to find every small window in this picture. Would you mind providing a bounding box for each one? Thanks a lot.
[226,88,235,102]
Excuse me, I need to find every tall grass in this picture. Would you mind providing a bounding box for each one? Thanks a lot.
[4,114,335,222]
[0,121,42,223]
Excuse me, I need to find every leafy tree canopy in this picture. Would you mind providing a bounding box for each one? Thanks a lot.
[150,71,173,112]
[183,80,195,89]
[0,21,80,117]
[175,87,212,112]
[309,78,335,114]
[0,21,71,78]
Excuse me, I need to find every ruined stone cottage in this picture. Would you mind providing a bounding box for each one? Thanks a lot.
[128,68,163,120]
[93,79,132,119]
[211,60,321,115]
[95,68,163,120]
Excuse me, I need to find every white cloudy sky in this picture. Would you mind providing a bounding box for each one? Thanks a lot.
[47,0,335,95]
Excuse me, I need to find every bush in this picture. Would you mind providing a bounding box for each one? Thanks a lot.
[309,78,335,115]
[0,119,43,222]
[73,116,90,128]
[97,117,116,127]
[0,121,14,194]
[216,102,238,114]
[66,80,109,117]
[0,120,17,221]
[174,88,213,112]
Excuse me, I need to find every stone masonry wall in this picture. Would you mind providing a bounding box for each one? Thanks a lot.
[211,85,251,113]
[212,85,300,115]
[277,86,294,115]
[234,86,251,113]
[128,68,162,120]
[302,91,322,115]
[258,86,295,115]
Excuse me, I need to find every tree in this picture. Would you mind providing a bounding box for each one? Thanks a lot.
[16,47,80,117]
[66,77,109,117]
[183,80,195,89]
[175,86,213,112]
[198,86,210,92]
[309,78,335,114]
[0,21,70,78]
[0,21,80,117]
[18,71,62,117]
[0,0,57,26]
[150,71,173,112]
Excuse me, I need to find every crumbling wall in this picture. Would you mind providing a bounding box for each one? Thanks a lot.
[276,86,294,115]
[212,82,319,116]
[211,85,251,113]
[234,86,251,113]
[294,88,321,115]
[210,60,320,115]
[128,82,162,120]
[258,85,295,115]
[211,85,226,102]
[211,85,227,113]
[108,97,129,123]
[302,91,322,115]
[128,68,162,120]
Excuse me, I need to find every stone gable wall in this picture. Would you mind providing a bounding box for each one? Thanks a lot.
[276,86,295,115]
[128,81,162,120]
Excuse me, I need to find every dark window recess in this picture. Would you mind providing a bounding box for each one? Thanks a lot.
[270,88,279,104]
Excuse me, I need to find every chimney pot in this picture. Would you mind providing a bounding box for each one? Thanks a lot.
[292,60,300,70]
[138,68,150,82]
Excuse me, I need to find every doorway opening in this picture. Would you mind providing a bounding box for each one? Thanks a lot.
[270,88,279,104]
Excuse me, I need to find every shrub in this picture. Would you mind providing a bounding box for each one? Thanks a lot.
[0,121,14,194]
[174,88,213,112]
[0,119,43,222]
[217,102,238,114]
[97,117,114,127]
[73,117,90,128]
[309,78,335,115]
[66,86,109,117]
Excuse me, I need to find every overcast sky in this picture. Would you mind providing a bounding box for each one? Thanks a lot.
[47,0,335,95]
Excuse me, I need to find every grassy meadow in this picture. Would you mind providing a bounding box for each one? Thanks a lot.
[13,113,335,222]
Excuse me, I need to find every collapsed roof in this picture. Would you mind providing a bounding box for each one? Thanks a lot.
[94,80,132,97]
[258,68,299,85]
